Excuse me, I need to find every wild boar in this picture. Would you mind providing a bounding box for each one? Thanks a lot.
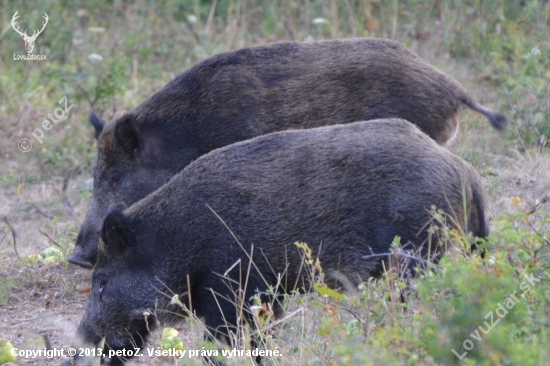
[69,37,504,268]
[66,119,488,365]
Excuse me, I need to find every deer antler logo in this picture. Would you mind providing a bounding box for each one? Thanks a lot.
[11,11,49,54]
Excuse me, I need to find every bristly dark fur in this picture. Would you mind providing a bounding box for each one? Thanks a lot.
[70,119,489,366]
[70,37,505,269]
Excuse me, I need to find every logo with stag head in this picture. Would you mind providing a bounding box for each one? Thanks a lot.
[12,11,49,60]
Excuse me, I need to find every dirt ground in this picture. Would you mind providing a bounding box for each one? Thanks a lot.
[0,179,206,366]
[0,259,204,366]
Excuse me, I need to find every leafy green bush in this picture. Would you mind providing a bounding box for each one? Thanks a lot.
[283,208,550,365]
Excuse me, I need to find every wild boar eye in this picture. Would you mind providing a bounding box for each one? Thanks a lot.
[109,174,122,187]
[99,279,107,296]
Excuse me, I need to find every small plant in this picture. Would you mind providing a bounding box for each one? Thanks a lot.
[160,327,184,351]
[0,339,17,364]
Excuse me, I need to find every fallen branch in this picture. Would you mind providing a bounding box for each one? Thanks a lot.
[30,202,54,219]
[362,251,443,270]
[38,228,62,248]
[3,216,19,261]
[529,195,550,214]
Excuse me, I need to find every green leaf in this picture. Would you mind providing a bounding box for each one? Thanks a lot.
[314,284,347,301]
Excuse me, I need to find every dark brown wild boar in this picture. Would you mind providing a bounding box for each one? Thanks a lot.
[69,37,505,268]
[64,119,488,366]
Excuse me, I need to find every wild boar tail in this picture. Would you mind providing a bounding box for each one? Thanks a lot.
[466,172,490,241]
[461,94,509,131]
[468,177,490,259]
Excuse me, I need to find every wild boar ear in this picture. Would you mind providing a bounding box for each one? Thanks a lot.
[101,203,134,256]
[89,111,105,139]
[114,115,141,157]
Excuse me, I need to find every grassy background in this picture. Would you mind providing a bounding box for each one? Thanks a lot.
[0,0,549,365]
